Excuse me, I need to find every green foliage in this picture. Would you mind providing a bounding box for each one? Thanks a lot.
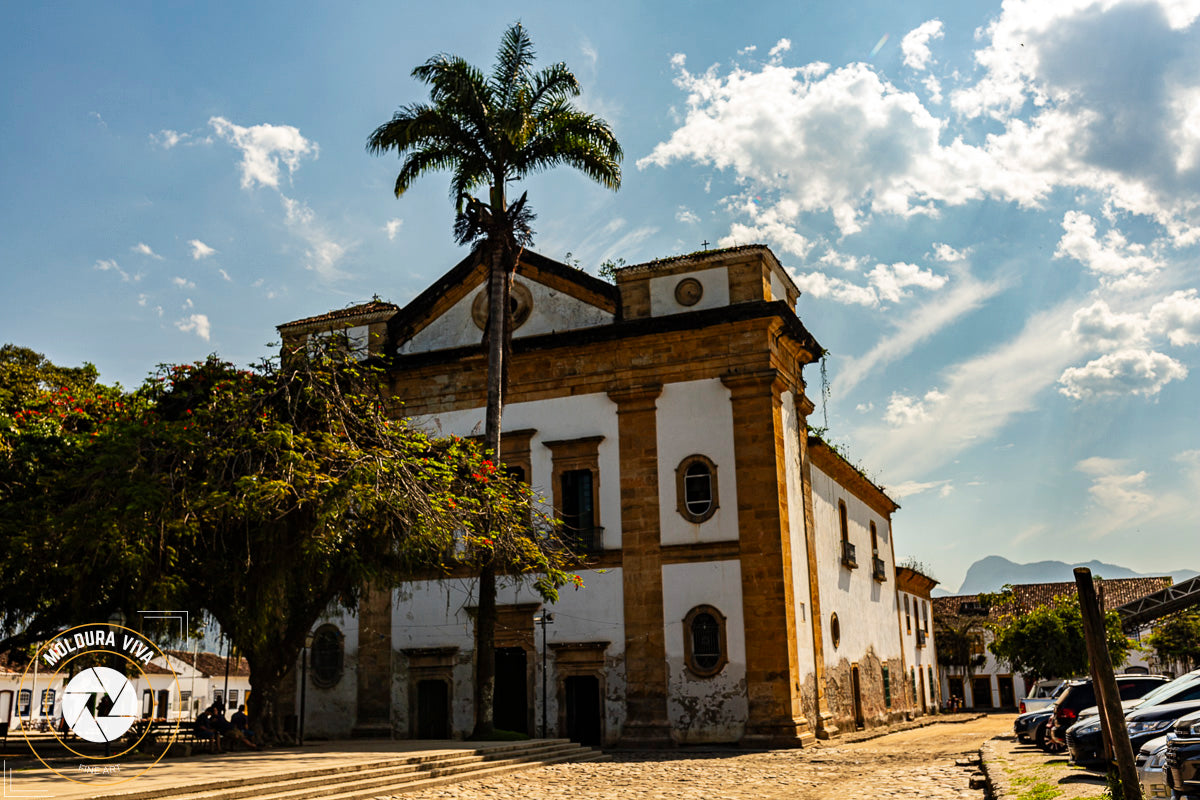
[1145,609,1200,671]
[988,593,1132,682]
[597,257,626,282]
[0,344,576,738]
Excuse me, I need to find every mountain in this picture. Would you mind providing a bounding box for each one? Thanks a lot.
[954,555,1199,596]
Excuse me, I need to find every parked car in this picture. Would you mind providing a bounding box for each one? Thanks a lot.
[1165,709,1200,799]
[1136,734,1171,800]
[1015,707,1054,746]
[1067,698,1200,767]
[1019,679,1065,714]
[1048,674,1171,749]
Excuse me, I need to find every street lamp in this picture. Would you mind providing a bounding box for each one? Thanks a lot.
[299,631,314,746]
[533,612,554,738]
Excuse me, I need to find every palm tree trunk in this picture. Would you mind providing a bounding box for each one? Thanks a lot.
[472,237,509,739]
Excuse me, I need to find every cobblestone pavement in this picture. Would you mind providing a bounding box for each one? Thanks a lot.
[381,715,1012,800]
[982,731,1109,800]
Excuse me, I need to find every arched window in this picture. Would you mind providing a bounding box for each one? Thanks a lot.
[676,455,719,523]
[310,624,345,688]
[683,605,728,677]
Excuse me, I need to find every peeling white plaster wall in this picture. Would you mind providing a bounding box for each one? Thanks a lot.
[662,560,747,743]
[781,391,817,685]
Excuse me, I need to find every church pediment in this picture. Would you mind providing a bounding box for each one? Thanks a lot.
[391,250,619,356]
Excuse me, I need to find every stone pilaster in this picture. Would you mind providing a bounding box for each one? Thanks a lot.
[795,392,838,739]
[608,383,671,746]
[722,369,814,747]
[354,583,394,736]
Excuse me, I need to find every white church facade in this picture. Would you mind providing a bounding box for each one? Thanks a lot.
[278,245,935,746]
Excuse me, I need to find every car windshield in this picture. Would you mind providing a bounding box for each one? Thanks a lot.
[1128,671,1200,710]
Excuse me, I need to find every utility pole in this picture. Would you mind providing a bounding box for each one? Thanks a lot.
[535,612,554,738]
[1074,568,1139,799]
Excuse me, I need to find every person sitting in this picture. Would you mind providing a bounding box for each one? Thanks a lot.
[231,704,255,744]
[193,706,221,752]
[211,702,257,750]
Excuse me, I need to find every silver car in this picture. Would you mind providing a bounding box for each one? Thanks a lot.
[1136,734,1171,800]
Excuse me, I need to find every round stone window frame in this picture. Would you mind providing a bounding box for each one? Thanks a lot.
[674,277,704,307]
[675,454,719,524]
[683,604,729,678]
[471,281,534,331]
[830,613,841,650]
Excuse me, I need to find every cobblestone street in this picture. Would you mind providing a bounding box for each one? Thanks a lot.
[379,715,1011,800]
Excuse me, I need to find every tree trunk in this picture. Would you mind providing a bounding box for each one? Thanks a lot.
[472,228,510,740]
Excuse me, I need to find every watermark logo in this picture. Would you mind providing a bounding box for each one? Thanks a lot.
[19,622,181,788]
[61,666,138,743]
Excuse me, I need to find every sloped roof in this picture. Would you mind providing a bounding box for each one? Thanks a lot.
[165,650,250,677]
[615,244,771,275]
[932,576,1174,623]
[278,300,399,330]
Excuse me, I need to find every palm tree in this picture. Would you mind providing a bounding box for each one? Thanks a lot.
[367,23,621,738]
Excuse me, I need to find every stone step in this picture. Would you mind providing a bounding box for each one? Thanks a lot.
[91,740,597,800]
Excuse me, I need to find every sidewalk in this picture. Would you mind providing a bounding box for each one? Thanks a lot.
[980,732,1108,800]
[2,737,532,799]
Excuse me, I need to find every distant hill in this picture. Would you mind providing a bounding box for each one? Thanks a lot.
[954,555,1198,596]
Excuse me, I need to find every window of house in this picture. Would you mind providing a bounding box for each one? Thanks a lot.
[830,613,841,649]
[227,689,239,708]
[838,501,856,568]
[17,689,30,717]
[904,595,912,632]
[923,602,930,632]
[545,436,604,552]
[683,605,728,677]
[311,624,345,688]
[39,689,55,716]
[212,689,224,707]
[839,501,849,543]
[870,522,879,559]
[561,468,596,549]
[676,455,718,523]
[882,665,891,707]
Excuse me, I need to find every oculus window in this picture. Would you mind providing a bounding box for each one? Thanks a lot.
[676,454,719,523]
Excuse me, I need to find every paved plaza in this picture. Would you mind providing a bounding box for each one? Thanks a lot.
[375,716,1009,800]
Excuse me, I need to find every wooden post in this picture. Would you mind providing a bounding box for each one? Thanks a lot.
[1074,568,1139,799]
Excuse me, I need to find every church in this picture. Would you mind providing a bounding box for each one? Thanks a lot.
[277,244,938,746]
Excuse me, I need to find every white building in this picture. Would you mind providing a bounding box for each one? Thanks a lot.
[280,245,938,745]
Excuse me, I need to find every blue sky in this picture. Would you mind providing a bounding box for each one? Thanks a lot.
[4,0,1200,591]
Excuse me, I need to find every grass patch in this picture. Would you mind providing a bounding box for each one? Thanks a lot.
[1015,783,1063,800]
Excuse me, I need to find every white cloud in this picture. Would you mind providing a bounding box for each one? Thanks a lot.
[923,74,944,104]
[889,478,953,499]
[1075,456,1158,537]
[282,196,349,281]
[901,20,944,71]
[931,243,967,262]
[189,239,216,259]
[1058,348,1187,399]
[860,299,1084,477]
[832,269,1009,395]
[737,45,758,56]
[789,260,947,307]
[176,313,211,341]
[790,271,877,306]
[384,218,403,240]
[1069,300,1149,350]
[884,389,946,427]
[152,129,187,149]
[209,116,318,190]
[89,111,107,129]
[675,207,700,225]
[1054,211,1162,287]
[131,242,162,260]
[1149,289,1200,345]
[640,59,1008,237]
[172,276,196,290]
[94,258,135,282]
[137,294,147,307]
[217,268,232,282]
[768,38,792,61]
[867,262,948,303]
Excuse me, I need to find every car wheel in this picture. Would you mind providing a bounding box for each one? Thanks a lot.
[1034,723,1047,749]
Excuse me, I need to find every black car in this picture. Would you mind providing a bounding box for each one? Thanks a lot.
[1016,708,1054,746]
[1067,699,1200,767]
[1049,674,1171,747]
[1165,710,1200,799]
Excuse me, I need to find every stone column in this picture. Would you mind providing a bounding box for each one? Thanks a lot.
[795,392,838,738]
[354,582,394,736]
[608,383,671,746]
[722,369,814,747]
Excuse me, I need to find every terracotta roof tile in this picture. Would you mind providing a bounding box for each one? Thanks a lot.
[165,650,250,677]
[278,300,399,330]
[932,576,1174,623]
[615,244,770,275]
